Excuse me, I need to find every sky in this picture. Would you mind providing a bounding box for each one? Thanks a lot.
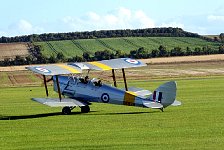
[0,0,223,37]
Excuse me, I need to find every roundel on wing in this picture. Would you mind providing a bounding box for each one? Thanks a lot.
[124,58,141,65]
[34,67,51,73]
[101,93,110,103]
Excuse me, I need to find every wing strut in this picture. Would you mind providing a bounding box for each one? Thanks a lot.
[55,75,62,101]
[122,68,128,91]
[43,75,49,97]
[112,69,117,87]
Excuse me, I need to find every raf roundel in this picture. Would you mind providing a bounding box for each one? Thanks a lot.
[124,58,141,65]
[34,67,51,73]
[101,93,110,103]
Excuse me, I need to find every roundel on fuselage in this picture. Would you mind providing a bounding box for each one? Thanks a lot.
[101,93,110,103]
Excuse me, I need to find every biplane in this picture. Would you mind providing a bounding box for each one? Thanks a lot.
[26,58,181,115]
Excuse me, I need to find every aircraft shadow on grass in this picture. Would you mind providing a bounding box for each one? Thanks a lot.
[0,111,154,120]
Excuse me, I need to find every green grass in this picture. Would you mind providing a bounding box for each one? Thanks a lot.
[0,72,10,85]
[1,76,224,149]
[35,37,221,58]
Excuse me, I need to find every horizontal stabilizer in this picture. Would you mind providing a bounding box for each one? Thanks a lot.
[127,87,152,97]
[171,100,182,106]
[32,98,86,107]
[143,101,163,109]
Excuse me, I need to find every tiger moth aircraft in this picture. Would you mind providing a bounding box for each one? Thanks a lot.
[26,58,181,115]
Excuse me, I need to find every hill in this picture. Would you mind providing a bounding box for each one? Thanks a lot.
[0,28,223,66]
[35,37,221,59]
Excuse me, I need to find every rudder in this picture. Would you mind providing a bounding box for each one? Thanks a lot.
[150,81,177,108]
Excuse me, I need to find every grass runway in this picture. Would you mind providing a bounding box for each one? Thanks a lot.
[1,77,224,149]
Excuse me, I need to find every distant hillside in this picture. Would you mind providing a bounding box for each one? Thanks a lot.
[0,27,211,43]
[35,37,221,58]
[0,27,223,66]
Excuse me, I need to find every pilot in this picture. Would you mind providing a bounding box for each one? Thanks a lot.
[97,80,102,87]
[84,76,89,84]
[91,78,102,87]
[95,79,102,87]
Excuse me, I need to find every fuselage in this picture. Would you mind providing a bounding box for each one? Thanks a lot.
[53,76,149,107]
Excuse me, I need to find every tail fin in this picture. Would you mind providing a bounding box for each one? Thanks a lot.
[150,81,177,108]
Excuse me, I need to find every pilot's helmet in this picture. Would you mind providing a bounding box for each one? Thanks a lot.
[85,76,89,79]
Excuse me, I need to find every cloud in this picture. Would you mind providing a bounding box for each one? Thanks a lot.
[87,12,101,22]
[160,22,184,28]
[134,10,155,28]
[7,19,44,36]
[17,20,33,33]
[0,30,7,36]
[61,7,155,31]
[207,15,224,22]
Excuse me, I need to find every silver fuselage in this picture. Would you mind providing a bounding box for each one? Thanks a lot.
[53,76,148,107]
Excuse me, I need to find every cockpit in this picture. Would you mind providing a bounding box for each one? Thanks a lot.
[73,76,102,87]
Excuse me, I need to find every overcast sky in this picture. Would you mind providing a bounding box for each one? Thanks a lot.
[0,0,223,37]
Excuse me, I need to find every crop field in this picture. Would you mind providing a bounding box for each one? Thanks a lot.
[35,37,221,58]
[0,43,29,60]
[0,61,224,149]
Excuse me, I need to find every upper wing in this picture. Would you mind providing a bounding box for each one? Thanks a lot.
[26,58,146,75]
[26,64,82,76]
[69,58,147,71]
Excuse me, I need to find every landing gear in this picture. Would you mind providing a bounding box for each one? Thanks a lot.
[159,107,164,112]
[62,105,90,114]
[81,105,90,113]
[62,106,71,115]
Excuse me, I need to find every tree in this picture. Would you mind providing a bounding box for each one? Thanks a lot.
[3,58,11,66]
[94,50,113,60]
[219,33,224,43]
[194,47,202,55]
[158,45,168,57]
[219,45,224,54]
[83,52,91,61]
[186,47,193,56]
[151,49,159,58]
[48,55,57,63]
[170,47,184,56]
[56,52,65,62]
[14,56,25,65]
[25,55,33,64]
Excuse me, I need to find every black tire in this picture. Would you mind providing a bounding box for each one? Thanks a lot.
[62,107,71,115]
[81,105,90,113]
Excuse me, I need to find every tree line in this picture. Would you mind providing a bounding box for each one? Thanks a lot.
[0,27,219,43]
[1,44,224,66]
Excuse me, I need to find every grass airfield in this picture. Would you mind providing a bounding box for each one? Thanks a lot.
[1,62,224,149]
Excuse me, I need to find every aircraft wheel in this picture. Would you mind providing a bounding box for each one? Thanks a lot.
[62,107,71,115]
[81,105,90,113]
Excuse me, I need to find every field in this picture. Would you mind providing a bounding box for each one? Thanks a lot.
[1,60,224,149]
[0,43,29,61]
[35,37,221,58]
[0,37,221,61]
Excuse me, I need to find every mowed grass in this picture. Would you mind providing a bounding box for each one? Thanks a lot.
[1,77,224,149]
